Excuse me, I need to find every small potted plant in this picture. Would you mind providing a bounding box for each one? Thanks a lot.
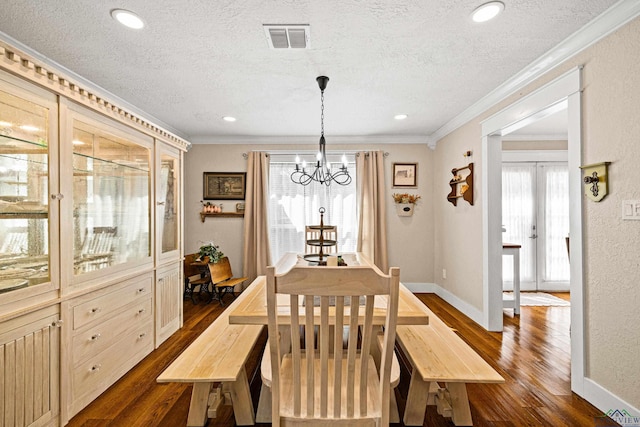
[392,193,421,216]
[197,242,225,263]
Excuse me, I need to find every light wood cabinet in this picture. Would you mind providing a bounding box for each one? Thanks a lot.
[0,305,61,427]
[0,53,187,427]
[62,275,154,420]
[155,262,183,346]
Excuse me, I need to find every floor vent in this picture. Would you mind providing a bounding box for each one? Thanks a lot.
[263,24,310,49]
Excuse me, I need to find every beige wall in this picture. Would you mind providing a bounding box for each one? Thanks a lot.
[184,142,434,285]
[434,16,640,408]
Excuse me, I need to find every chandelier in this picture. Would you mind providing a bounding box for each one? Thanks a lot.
[291,76,352,186]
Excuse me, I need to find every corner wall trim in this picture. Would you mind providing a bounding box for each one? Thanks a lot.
[404,282,484,327]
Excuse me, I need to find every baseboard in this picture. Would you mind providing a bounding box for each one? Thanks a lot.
[583,378,640,424]
[401,282,485,327]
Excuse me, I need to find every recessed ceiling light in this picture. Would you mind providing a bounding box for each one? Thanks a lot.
[72,140,85,146]
[111,9,145,29]
[19,125,40,132]
[222,116,237,122]
[394,114,408,120]
[0,121,12,127]
[471,1,505,23]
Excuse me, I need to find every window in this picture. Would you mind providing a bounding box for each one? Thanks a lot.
[268,153,357,262]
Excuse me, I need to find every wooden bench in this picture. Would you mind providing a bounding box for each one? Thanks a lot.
[396,306,504,426]
[157,277,265,426]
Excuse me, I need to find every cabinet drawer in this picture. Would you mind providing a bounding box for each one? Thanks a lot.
[73,278,152,330]
[72,298,152,365]
[72,319,153,402]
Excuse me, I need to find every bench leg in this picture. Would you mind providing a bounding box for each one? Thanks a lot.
[229,368,255,425]
[446,382,473,426]
[187,382,212,427]
[403,370,430,426]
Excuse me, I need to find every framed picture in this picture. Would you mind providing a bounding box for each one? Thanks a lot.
[392,163,417,187]
[203,172,246,200]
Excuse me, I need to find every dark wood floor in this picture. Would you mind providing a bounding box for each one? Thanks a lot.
[67,292,615,427]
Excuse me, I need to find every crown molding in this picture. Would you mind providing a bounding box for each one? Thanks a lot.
[0,31,190,150]
[429,0,640,147]
[189,134,430,145]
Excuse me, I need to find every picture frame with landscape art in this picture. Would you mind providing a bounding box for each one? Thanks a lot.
[203,172,246,200]
[392,163,417,187]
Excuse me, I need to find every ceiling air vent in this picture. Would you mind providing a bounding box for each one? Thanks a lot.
[263,24,310,49]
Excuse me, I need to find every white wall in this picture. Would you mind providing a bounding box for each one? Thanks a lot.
[184,141,434,285]
[433,16,640,410]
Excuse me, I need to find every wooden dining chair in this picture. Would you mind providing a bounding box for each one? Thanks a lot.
[266,264,400,426]
[208,257,248,306]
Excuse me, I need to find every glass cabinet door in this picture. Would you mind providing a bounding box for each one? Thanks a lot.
[157,145,180,259]
[70,116,152,277]
[0,81,56,295]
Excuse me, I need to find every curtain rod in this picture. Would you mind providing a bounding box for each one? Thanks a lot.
[242,151,389,158]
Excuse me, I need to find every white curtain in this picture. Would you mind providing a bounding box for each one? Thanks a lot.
[268,154,357,263]
[502,163,569,285]
[542,164,570,282]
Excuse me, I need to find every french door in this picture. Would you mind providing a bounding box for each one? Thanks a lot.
[502,162,570,291]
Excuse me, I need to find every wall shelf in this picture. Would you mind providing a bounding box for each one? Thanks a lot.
[447,162,474,206]
[200,212,245,222]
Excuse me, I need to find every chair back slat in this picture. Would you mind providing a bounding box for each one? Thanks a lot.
[346,298,359,418]
[267,264,400,425]
[319,296,330,417]
[290,294,302,416]
[333,297,344,417]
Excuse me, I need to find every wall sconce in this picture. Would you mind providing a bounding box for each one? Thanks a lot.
[579,162,611,202]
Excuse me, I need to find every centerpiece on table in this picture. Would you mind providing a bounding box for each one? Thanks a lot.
[392,193,421,216]
[196,242,225,263]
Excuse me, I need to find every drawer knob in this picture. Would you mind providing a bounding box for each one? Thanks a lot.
[90,307,101,314]
[90,333,101,341]
[138,332,147,339]
[137,308,146,314]
[52,319,64,328]
[90,364,102,372]
[137,288,145,293]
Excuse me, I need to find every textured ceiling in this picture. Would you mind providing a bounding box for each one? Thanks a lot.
[0,0,619,141]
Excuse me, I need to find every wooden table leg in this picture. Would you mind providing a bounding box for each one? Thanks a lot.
[447,382,473,426]
[403,370,429,425]
[187,382,212,427]
[229,368,255,425]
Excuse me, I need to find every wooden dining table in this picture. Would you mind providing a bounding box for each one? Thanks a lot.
[228,252,430,327]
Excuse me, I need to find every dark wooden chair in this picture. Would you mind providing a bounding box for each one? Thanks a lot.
[207,257,248,306]
[183,253,211,304]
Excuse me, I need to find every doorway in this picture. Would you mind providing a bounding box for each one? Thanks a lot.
[480,67,585,396]
[502,161,570,292]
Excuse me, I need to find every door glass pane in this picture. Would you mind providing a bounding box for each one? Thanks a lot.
[159,154,178,254]
[502,164,536,284]
[72,120,150,275]
[542,164,570,282]
[0,88,50,292]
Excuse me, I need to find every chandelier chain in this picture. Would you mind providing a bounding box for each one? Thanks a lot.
[320,90,325,137]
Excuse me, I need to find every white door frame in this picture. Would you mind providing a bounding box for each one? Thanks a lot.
[480,67,585,395]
